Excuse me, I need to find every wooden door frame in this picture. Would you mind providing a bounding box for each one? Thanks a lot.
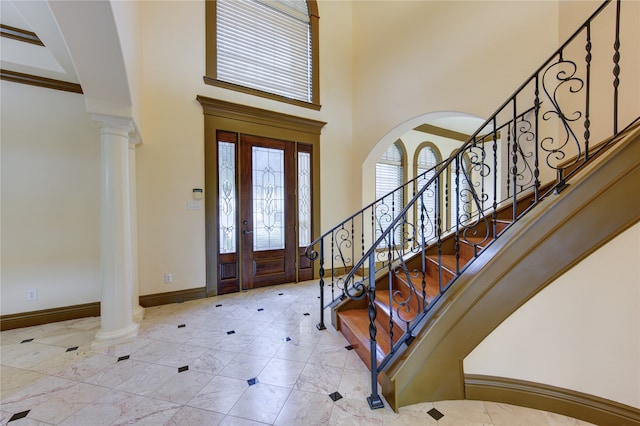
[198,96,326,296]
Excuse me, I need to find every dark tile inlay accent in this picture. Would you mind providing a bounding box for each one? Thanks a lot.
[328,391,343,402]
[278,293,284,296]
[66,346,78,352]
[20,339,33,344]
[178,366,189,373]
[216,304,222,307]
[8,410,30,422]
[247,377,258,386]
[117,355,130,362]
[227,330,235,335]
[303,313,310,316]
[178,324,186,328]
[427,408,444,421]
[345,345,354,351]
[285,337,291,342]
[257,308,264,312]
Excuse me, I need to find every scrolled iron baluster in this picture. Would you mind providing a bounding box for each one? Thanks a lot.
[514,117,536,192]
[512,100,519,220]
[506,122,512,198]
[492,118,499,241]
[459,144,491,252]
[420,193,427,310]
[540,51,584,173]
[334,227,352,275]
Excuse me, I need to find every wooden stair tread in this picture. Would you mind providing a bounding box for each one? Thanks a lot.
[394,275,440,302]
[427,254,462,273]
[338,309,390,367]
[494,218,512,224]
[462,236,490,246]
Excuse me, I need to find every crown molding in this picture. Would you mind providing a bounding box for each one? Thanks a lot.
[0,24,44,46]
[1,69,82,94]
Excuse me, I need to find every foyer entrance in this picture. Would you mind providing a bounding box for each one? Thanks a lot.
[215,131,313,294]
[198,96,325,297]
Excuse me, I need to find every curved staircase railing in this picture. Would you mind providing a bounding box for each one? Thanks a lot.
[305,0,638,409]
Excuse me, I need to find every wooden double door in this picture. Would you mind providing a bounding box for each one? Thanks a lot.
[215,131,313,294]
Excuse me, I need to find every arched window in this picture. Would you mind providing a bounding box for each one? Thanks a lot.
[414,143,441,240]
[205,0,320,110]
[375,141,406,246]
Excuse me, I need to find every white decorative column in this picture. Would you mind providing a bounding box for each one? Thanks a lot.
[129,140,145,323]
[92,114,139,348]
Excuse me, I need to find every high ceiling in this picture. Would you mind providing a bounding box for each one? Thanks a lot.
[1,0,79,84]
[1,1,485,137]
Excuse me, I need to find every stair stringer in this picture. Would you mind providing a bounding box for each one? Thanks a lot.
[379,126,640,412]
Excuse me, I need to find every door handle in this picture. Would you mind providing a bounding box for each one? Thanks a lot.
[243,230,253,234]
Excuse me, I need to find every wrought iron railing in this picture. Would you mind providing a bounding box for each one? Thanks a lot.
[305,0,638,409]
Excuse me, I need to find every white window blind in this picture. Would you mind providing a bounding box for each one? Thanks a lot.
[217,0,312,103]
[375,143,404,246]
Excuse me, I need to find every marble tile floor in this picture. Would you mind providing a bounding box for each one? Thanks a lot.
[1,280,594,425]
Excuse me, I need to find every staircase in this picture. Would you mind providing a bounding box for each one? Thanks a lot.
[336,216,512,370]
[333,185,544,371]
[305,0,639,417]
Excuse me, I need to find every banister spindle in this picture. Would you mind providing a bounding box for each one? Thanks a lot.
[317,239,326,330]
[367,253,384,409]
[584,23,592,160]
[612,0,621,135]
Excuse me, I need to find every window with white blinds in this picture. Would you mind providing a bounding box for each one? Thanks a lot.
[416,145,439,228]
[375,142,405,246]
[216,0,312,103]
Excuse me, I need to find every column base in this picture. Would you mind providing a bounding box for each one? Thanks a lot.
[132,305,145,323]
[92,322,139,350]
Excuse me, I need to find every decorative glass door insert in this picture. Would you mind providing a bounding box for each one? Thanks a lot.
[252,146,285,251]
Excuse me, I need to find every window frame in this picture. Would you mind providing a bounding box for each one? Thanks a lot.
[374,140,407,248]
[205,0,321,110]
[413,142,442,241]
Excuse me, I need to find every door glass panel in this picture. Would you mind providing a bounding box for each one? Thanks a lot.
[219,141,236,253]
[252,146,285,251]
[298,151,311,247]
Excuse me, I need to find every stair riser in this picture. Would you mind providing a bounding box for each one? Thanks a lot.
[458,242,477,260]
[425,258,454,287]
[392,276,428,306]
[339,316,375,370]
[374,297,413,336]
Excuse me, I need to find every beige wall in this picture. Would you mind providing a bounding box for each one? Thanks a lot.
[135,0,355,296]
[352,1,561,207]
[0,82,101,315]
[465,222,640,409]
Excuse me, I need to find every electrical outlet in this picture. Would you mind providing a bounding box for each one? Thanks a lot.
[164,273,173,283]
[26,289,38,301]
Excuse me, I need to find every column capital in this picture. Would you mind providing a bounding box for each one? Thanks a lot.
[92,114,141,146]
